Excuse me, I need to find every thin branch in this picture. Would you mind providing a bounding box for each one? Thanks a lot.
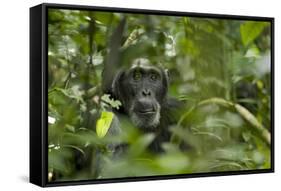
[198,97,271,146]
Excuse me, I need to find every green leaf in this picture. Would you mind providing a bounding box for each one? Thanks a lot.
[65,124,75,133]
[240,21,267,46]
[242,131,252,142]
[96,111,114,138]
[245,45,260,58]
[101,94,122,109]
[48,148,72,173]
[123,27,144,48]
[155,153,189,172]
[128,134,155,157]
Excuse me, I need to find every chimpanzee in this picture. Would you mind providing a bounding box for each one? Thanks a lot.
[104,58,182,153]
[65,58,183,180]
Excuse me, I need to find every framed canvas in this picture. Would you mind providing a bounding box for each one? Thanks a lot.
[30,3,274,187]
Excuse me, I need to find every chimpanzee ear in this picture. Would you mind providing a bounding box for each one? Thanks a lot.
[111,70,125,100]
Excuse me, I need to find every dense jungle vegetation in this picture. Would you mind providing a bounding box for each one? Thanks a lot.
[47,9,272,181]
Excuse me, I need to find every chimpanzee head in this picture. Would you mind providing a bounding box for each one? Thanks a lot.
[112,58,169,129]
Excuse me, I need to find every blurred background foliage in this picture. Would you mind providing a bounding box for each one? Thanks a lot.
[47,8,272,182]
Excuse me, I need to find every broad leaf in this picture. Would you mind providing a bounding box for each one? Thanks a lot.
[96,111,114,138]
[240,21,267,46]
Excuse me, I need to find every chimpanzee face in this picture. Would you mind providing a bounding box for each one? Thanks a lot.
[112,58,169,129]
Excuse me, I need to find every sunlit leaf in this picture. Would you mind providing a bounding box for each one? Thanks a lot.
[240,21,267,46]
[96,111,114,138]
[48,116,56,124]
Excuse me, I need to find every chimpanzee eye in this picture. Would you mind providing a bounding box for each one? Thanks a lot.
[133,71,142,81]
[150,73,158,81]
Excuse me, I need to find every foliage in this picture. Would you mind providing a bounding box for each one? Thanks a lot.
[96,111,114,138]
[47,8,272,182]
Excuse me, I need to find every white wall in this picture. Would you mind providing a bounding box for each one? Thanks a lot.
[0,0,279,190]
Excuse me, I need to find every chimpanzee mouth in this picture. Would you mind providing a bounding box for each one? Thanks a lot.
[130,105,160,128]
[137,109,156,114]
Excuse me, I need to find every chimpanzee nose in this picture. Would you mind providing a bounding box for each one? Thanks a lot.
[142,89,151,96]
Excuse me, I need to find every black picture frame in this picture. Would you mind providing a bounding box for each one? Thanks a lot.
[30,3,275,187]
